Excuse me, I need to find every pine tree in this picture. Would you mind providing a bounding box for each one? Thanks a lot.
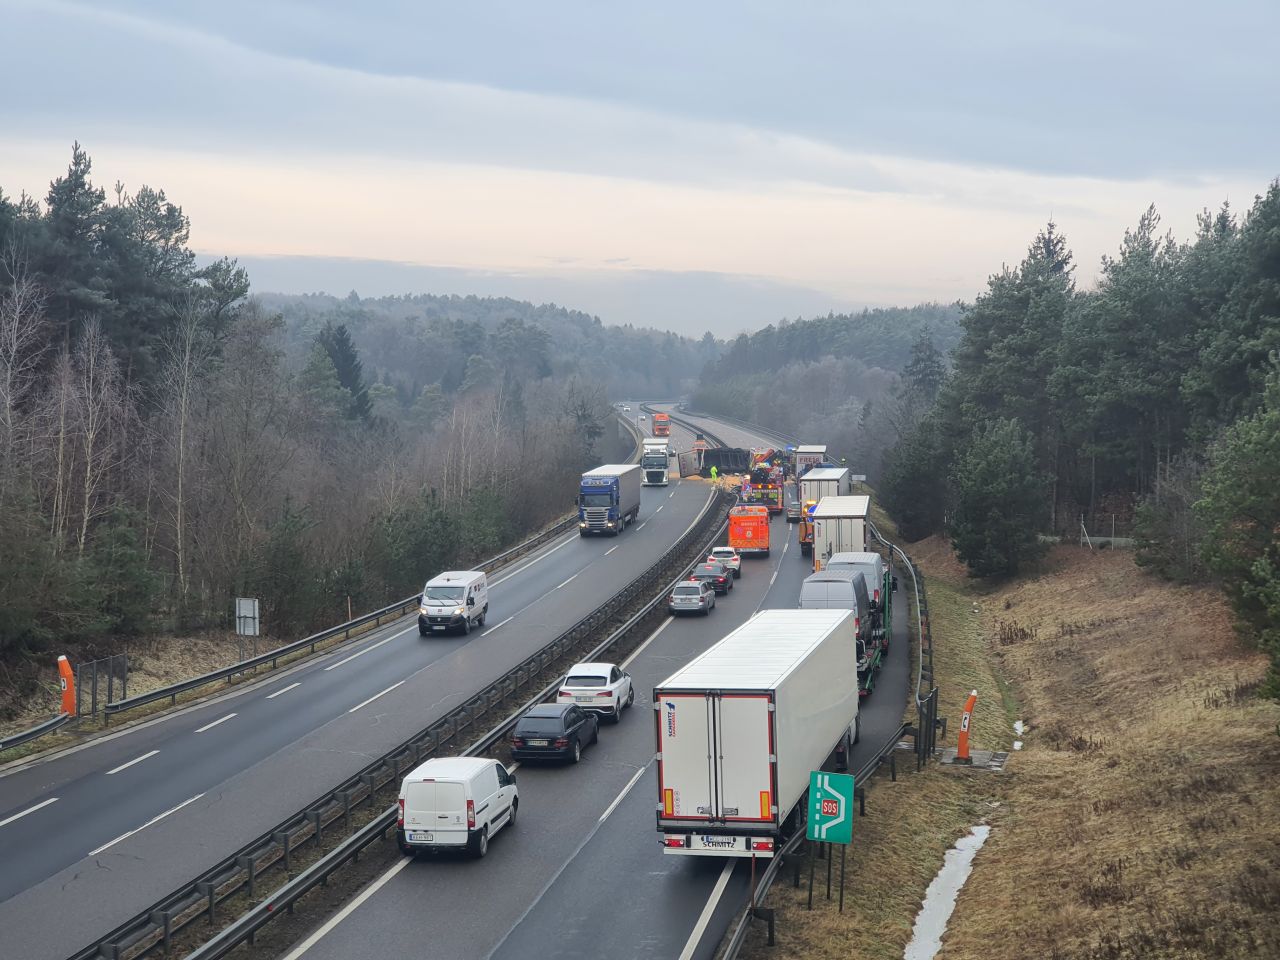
[316,322,372,421]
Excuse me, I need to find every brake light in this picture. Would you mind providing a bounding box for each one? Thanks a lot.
[558,690,571,696]
[467,799,475,829]
[554,737,569,747]
[751,839,774,851]
[874,588,881,603]
[717,577,726,584]
[855,617,861,632]
[600,689,613,697]
[511,736,524,746]
[664,837,688,848]
[397,798,404,827]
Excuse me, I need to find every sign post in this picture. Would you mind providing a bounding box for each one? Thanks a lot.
[806,770,855,911]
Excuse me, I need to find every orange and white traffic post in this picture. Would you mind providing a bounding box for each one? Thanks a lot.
[955,689,978,765]
[57,655,76,717]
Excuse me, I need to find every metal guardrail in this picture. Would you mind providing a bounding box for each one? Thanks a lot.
[185,501,736,960]
[70,483,734,960]
[0,712,72,752]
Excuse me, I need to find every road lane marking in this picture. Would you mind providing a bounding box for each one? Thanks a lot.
[604,545,619,556]
[655,504,664,514]
[769,569,779,587]
[0,797,58,828]
[106,750,159,775]
[90,793,205,856]
[556,574,578,589]
[348,681,405,713]
[324,632,399,671]
[678,859,736,960]
[194,713,237,733]
[599,765,648,823]
[492,532,577,587]
[636,522,646,531]
[621,617,673,669]
[267,682,301,699]
[668,491,675,498]
[481,616,513,637]
[281,855,411,960]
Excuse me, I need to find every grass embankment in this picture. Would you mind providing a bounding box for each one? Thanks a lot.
[742,541,1280,960]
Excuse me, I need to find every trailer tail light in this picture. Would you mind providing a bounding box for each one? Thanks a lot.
[751,839,774,852]
[663,789,675,816]
[466,799,475,829]
[874,588,881,603]
[760,791,771,819]
[664,836,689,848]
[854,617,861,632]
[397,798,404,827]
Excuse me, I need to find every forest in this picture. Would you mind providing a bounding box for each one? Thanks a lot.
[876,188,1280,693]
[0,146,674,708]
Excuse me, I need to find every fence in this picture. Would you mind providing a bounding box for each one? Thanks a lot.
[76,654,129,719]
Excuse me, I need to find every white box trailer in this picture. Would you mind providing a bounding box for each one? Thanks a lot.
[812,495,871,571]
[798,466,851,507]
[653,609,860,858]
[794,445,827,475]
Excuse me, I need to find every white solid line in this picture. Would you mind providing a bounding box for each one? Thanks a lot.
[0,796,58,828]
[481,616,514,637]
[194,713,237,733]
[621,617,673,669]
[280,855,411,960]
[89,793,204,856]
[348,681,405,714]
[604,545,619,556]
[679,859,736,960]
[491,532,577,587]
[267,682,302,700]
[599,765,648,823]
[106,750,159,775]
[324,633,398,671]
[556,574,578,589]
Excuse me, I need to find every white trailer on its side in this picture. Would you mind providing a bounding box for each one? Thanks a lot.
[653,609,860,858]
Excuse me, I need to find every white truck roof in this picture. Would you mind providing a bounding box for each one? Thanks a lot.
[584,464,641,476]
[403,755,492,782]
[796,444,826,453]
[657,609,854,690]
[800,467,848,482]
[812,495,870,519]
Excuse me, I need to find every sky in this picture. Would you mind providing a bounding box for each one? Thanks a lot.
[2,0,1277,336]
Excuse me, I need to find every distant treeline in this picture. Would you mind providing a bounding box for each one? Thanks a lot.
[878,186,1280,694]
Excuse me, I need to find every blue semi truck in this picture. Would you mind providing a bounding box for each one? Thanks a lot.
[578,464,642,536]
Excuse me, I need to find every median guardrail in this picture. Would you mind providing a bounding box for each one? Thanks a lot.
[70,480,734,960]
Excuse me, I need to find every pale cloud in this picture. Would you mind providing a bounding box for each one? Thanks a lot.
[2,0,1274,331]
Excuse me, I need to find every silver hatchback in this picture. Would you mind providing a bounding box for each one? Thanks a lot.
[668,580,716,616]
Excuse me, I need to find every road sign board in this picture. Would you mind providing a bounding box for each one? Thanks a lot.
[807,770,854,844]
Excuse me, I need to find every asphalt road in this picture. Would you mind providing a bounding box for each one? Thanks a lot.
[0,415,713,960]
[281,408,912,960]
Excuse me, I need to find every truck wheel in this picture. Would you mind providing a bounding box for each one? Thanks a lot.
[854,717,861,744]
[418,626,429,637]
[460,616,470,636]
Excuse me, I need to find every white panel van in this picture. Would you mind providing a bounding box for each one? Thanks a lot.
[418,570,488,636]
[397,756,518,858]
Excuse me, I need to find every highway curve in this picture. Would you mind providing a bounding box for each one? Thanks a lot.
[276,407,912,960]
[0,414,714,960]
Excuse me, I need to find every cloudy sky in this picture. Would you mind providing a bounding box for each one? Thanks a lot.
[3,1,1276,335]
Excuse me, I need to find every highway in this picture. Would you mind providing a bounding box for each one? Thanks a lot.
[0,414,713,960]
[280,407,912,960]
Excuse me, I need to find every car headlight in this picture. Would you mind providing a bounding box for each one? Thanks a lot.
[419,605,429,616]
[455,607,466,616]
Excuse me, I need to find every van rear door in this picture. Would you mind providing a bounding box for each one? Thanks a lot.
[403,779,468,845]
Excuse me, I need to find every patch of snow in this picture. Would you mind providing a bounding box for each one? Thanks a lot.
[903,825,992,960]
[1013,719,1025,735]
[1013,740,1023,750]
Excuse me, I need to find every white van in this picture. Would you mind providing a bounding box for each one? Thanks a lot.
[826,552,887,610]
[397,756,518,858]
[418,571,488,636]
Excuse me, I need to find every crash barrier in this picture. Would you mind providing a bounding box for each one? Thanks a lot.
[69,488,736,960]
[0,713,73,753]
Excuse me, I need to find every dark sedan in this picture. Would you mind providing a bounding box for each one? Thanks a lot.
[689,561,734,595]
[510,703,599,764]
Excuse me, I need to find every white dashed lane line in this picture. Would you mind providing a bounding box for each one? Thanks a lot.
[267,682,301,699]
[0,797,58,828]
[194,713,237,734]
[106,750,159,775]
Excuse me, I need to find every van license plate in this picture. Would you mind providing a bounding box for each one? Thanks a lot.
[408,832,432,842]
[431,625,445,631]
[528,739,549,747]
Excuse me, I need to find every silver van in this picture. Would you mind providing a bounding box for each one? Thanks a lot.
[826,552,891,644]
[397,756,517,858]
[798,570,873,660]
[418,570,489,636]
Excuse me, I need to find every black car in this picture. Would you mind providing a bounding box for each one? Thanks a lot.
[690,561,734,595]
[510,703,599,764]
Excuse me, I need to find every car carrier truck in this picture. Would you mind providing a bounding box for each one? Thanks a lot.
[578,464,642,536]
[653,609,860,858]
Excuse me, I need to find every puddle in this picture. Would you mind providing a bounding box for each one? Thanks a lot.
[903,824,991,960]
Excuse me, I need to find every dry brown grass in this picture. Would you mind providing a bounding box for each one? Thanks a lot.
[742,539,1280,960]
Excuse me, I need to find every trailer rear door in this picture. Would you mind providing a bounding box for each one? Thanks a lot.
[714,694,776,823]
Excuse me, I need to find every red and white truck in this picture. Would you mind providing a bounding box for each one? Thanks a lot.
[653,609,860,858]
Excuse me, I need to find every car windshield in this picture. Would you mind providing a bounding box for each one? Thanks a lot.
[424,586,464,604]
[566,675,607,687]
[674,585,701,596]
[581,492,613,507]
[711,550,734,558]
